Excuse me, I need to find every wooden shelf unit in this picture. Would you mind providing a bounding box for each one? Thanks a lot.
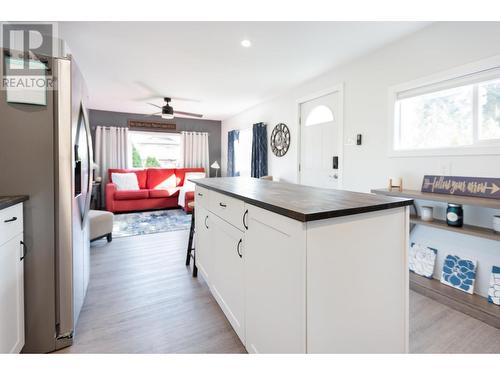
[371,188,500,242]
[372,188,500,328]
[371,188,500,209]
[409,215,500,242]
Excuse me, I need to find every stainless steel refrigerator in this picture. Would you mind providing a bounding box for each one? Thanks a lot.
[0,54,92,352]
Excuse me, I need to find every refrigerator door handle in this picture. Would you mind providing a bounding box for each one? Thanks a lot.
[54,58,74,347]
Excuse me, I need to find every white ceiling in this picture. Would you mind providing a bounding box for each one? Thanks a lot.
[59,22,429,121]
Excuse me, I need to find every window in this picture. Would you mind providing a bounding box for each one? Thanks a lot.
[305,105,334,126]
[397,86,473,150]
[128,131,181,168]
[391,61,500,156]
[478,78,500,140]
[234,128,252,177]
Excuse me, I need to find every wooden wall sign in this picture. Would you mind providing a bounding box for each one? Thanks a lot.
[421,175,500,199]
[128,120,176,131]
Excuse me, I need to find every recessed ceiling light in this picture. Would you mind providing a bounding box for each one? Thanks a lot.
[241,39,252,48]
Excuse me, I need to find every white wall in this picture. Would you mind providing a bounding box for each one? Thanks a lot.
[221,22,500,298]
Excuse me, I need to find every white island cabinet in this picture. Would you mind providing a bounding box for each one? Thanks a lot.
[0,197,28,354]
[193,178,412,353]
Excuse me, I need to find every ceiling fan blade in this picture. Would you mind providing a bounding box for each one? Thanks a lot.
[174,110,203,118]
[135,81,162,96]
[147,102,163,109]
[169,96,201,103]
[134,82,201,103]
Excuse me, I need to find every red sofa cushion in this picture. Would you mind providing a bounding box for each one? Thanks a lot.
[108,168,148,189]
[175,168,205,186]
[114,190,149,200]
[148,188,180,198]
[146,168,177,189]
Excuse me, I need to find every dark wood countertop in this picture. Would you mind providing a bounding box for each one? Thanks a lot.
[0,195,29,210]
[192,177,413,222]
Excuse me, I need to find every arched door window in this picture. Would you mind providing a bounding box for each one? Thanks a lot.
[305,104,334,126]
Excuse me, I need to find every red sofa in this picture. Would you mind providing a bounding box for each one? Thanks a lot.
[106,167,204,213]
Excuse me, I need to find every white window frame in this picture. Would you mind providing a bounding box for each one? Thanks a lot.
[388,54,500,157]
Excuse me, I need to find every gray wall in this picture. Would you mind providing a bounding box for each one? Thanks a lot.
[88,109,222,177]
[0,51,57,353]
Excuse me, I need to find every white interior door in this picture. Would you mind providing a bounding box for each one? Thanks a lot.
[299,91,341,189]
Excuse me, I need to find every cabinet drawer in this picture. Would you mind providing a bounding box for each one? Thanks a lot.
[194,186,210,208]
[0,204,23,247]
[209,190,246,231]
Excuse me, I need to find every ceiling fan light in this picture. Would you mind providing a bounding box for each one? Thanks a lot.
[162,103,174,119]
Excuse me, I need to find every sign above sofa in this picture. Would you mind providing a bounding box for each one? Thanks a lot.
[128,120,176,131]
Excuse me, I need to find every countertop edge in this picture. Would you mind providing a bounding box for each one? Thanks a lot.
[193,180,413,222]
[0,195,29,211]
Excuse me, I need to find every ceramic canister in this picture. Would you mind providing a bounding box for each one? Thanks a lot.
[447,203,463,227]
[420,206,434,222]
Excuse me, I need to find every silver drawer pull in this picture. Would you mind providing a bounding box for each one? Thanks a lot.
[4,216,17,223]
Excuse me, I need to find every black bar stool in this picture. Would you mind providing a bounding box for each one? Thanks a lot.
[185,201,198,277]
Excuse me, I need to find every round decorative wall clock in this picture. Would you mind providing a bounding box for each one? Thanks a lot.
[270,123,290,157]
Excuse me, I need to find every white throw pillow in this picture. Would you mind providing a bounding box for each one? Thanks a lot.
[178,172,206,207]
[112,172,140,191]
[183,172,206,191]
[155,173,177,189]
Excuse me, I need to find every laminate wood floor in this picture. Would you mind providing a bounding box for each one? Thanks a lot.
[57,230,500,354]
[410,288,500,353]
[57,230,246,353]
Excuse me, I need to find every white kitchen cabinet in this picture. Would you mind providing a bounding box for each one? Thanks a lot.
[244,204,306,353]
[0,203,25,353]
[209,214,245,343]
[195,205,212,284]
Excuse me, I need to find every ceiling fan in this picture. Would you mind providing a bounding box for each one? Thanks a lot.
[147,97,203,119]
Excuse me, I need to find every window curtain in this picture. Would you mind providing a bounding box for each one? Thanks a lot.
[251,122,268,178]
[94,126,129,207]
[180,131,210,173]
[227,129,240,177]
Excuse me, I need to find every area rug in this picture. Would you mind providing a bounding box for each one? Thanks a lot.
[112,209,192,238]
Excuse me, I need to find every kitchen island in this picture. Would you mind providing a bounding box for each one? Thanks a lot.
[192,178,413,353]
